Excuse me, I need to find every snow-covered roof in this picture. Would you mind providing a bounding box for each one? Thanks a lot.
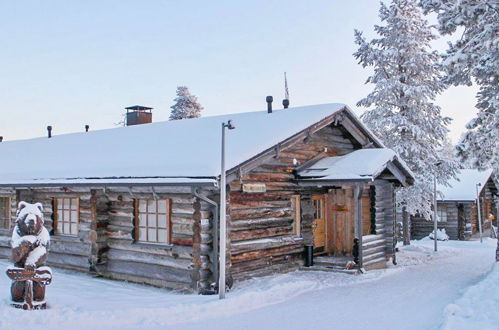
[297,148,413,184]
[0,103,380,185]
[438,169,494,201]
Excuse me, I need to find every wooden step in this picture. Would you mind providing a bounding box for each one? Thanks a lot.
[314,256,351,268]
[363,251,386,263]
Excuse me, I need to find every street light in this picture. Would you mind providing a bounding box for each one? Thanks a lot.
[219,120,235,299]
[433,161,442,252]
[476,183,483,243]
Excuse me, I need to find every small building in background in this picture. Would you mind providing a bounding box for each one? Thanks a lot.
[411,169,497,240]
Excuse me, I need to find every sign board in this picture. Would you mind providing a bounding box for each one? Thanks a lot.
[242,183,267,193]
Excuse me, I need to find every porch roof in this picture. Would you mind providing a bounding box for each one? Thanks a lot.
[296,148,414,186]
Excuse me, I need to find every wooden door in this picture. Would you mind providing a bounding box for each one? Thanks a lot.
[330,188,354,255]
[312,194,326,254]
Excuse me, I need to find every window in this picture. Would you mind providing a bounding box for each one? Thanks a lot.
[313,198,325,219]
[54,197,79,236]
[134,199,171,244]
[437,205,447,222]
[0,197,11,229]
[291,195,301,236]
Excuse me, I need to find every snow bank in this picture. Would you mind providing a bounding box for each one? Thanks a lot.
[442,261,499,330]
[429,228,450,241]
[394,240,458,267]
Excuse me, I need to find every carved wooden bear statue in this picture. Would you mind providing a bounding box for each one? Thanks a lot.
[9,201,51,309]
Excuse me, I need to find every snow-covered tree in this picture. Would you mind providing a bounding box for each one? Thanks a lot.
[420,0,499,171]
[354,0,459,224]
[169,86,203,120]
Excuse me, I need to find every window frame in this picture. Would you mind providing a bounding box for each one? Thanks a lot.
[291,195,301,236]
[0,197,12,230]
[53,197,80,236]
[437,205,448,222]
[133,198,172,245]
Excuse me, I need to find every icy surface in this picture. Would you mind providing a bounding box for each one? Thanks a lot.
[438,168,493,201]
[0,239,495,330]
[298,148,412,181]
[0,104,357,184]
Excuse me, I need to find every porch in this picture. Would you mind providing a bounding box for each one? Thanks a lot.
[296,149,414,271]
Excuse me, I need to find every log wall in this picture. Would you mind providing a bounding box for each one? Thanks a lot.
[0,188,17,259]
[227,124,362,281]
[97,186,215,292]
[411,202,460,240]
[361,181,394,269]
[0,187,97,271]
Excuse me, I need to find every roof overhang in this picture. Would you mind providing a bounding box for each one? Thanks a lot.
[0,177,218,188]
[296,148,414,187]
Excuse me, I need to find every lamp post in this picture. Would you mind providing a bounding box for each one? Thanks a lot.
[219,120,235,299]
[433,161,442,252]
[476,183,483,243]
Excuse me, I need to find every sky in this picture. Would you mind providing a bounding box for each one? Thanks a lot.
[0,0,478,142]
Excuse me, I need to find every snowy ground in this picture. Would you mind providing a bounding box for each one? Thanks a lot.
[442,255,499,330]
[0,238,496,330]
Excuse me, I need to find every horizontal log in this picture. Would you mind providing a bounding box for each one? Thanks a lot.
[231,244,303,264]
[231,235,303,254]
[48,252,90,271]
[230,191,296,203]
[107,237,192,258]
[230,217,293,231]
[104,259,192,283]
[230,227,292,242]
[106,248,191,269]
[242,172,295,182]
[231,207,291,220]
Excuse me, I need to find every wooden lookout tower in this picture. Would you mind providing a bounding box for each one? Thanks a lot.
[126,105,153,126]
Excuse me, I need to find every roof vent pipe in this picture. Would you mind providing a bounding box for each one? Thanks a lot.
[283,99,289,109]
[266,96,273,113]
[0,136,3,142]
[85,124,90,132]
[47,126,52,138]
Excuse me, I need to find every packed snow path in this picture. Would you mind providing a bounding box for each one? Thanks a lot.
[0,239,495,330]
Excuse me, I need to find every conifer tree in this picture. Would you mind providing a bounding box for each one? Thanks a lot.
[354,0,459,232]
[420,0,498,171]
[169,86,203,120]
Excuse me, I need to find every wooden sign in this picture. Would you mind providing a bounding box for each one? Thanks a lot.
[242,183,266,193]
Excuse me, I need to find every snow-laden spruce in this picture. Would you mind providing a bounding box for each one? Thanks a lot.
[354,0,459,219]
[420,0,499,171]
[169,86,203,120]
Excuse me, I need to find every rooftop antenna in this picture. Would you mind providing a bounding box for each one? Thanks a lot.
[282,72,290,109]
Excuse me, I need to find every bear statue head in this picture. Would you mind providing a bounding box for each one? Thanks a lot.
[16,202,44,236]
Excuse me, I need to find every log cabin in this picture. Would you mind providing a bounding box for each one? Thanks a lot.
[0,103,414,293]
[411,169,497,240]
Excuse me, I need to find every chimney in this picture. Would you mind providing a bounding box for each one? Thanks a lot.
[266,96,273,113]
[282,99,289,109]
[0,136,3,142]
[85,125,90,132]
[125,105,153,126]
[47,126,52,138]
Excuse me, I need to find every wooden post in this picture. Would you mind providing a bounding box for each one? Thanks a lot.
[354,184,363,270]
[402,207,410,246]
[476,183,483,243]
[219,123,227,299]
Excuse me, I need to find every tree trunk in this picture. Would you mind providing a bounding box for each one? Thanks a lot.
[403,208,410,246]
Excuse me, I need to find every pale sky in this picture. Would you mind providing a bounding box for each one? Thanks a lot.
[0,0,477,142]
